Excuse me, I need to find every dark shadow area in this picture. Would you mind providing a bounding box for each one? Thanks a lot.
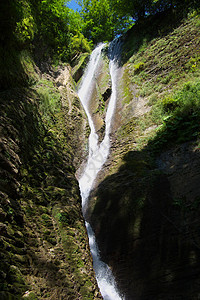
[102,88,112,102]
[0,0,29,91]
[148,113,200,155]
[0,88,89,298]
[88,119,200,299]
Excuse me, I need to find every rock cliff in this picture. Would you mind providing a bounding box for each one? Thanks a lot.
[87,11,200,300]
[0,60,102,299]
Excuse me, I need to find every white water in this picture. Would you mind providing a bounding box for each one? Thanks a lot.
[78,41,123,300]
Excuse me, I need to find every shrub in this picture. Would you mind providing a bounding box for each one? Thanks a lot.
[162,95,179,112]
[70,33,92,56]
[36,80,61,118]
[133,62,145,74]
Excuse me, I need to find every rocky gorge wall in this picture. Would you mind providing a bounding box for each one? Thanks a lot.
[86,11,200,300]
[1,8,200,300]
[0,59,102,299]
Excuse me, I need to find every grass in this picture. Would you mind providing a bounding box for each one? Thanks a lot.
[124,12,200,95]
[36,80,61,119]
[119,11,200,154]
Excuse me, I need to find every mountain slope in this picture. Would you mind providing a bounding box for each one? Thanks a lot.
[0,58,102,299]
[88,9,200,299]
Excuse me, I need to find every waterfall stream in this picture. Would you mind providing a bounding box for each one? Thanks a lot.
[78,41,123,300]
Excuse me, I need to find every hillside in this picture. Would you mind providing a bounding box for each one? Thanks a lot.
[0,55,102,298]
[87,9,200,300]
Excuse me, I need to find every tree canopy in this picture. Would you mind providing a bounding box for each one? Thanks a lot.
[79,0,200,44]
[1,0,199,64]
[109,0,200,20]
[79,0,132,44]
[29,0,91,60]
[0,0,92,62]
[108,0,171,19]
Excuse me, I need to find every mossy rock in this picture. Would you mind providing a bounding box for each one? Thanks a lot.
[72,53,90,82]
[0,291,18,300]
[22,291,38,299]
[8,265,25,285]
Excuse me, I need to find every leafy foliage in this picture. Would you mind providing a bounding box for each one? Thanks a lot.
[79,0,133,43]
[162,81,200,114]
[70,32,92,56]
[15,1,36,44]
[0,0,92,90]
[147,80,200,152]
[32,0,90,61]
[1,0,91,62]
[78,0,199,44]
[108,0,200,20]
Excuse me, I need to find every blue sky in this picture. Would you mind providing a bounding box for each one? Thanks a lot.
[67,0,81,11]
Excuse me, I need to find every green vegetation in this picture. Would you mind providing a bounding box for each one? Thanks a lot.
[119,11,200,153]
[1,0,198,91]
[0,65,99,298]
[79,0,132,43]
[148,80,200,152]
[0,1,98,294]
[36,79,61,119]
[109,0,199,20]
[78,0,200,44]
[0,0,92,90]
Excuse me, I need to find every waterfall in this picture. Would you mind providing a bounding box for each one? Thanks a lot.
[78,41,123,300]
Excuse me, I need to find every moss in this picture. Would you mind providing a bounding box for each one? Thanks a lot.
[0,54,100,299]
[133,62,145,74]
[72,53,90,82]
[22,291,38,299]
[8,265,26,292]
[80,286,93,300]
[0,291,19,300]
[121,67,132,105]
[123,14,200,108]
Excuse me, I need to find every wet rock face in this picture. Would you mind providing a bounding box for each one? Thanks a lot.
[89,144,200,300]
[71,53,90,83]
[86,14,200,299]
[79,52,111,139]
[157,143,200,203]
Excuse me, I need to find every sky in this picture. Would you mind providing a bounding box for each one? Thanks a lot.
[67,0,81,11]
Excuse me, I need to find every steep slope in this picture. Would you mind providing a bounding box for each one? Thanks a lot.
[87,10,200,300]
[0,57,102,299]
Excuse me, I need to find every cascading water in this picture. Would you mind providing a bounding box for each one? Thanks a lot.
[78,41,123,300]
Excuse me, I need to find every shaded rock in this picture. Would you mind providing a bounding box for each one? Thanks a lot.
[157,143,200,203]
[0,222,7,236]
[0,63,102,299]
[0,208,7,221]
[102,87,112,101]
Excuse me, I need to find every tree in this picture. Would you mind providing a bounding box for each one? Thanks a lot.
[108,0,172,20]
[108,0,200,21]
[30,0,91,61]
[79,0,114,43]
[79,0,132,44]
